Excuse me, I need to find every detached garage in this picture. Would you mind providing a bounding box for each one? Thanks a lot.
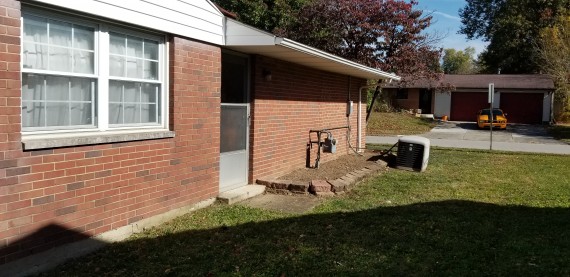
[450,91,488,121]
[387,75,555,124]
[446,75,554,124]
[499,93,544,124]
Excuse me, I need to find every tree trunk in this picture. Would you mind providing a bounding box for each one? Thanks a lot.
[366,86,381,123]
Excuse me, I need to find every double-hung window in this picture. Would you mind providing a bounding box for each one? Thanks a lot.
[21,9,167,139]
[22,14,97,129]
[108,33,161,126]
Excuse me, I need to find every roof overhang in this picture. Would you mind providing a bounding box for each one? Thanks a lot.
[224,18,400,81]
[387,74,555,90]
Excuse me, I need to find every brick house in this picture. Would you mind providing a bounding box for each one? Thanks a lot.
[385,74,554,124]
[0,0,399,273]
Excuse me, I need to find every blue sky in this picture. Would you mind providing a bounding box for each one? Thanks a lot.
[416,0,488,55]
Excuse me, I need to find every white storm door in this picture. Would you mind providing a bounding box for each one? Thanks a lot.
[220,104,249,192]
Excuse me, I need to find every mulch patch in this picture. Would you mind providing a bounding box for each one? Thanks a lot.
[279,150,388,183]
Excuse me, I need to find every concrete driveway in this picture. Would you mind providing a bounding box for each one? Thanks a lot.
[426,122,565,144]
[367,122,570,155]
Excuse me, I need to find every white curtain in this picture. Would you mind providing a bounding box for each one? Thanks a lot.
[45,76,69,126]
[22,14,95,129]
[73,25,94,74]
[23,15,94,74]
[22,74,94,128]
[22,74,45,127]
[123,82,138,124]
[110,33,158,80]
[23,15,47,70]
[108,80,123,125]
[69,78,93,125]
[109,81,159,125]
[49,20,72,72]
[143,40,159,80]
[126,36,143,79]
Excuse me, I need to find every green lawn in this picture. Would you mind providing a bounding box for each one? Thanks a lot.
[43,148,570,276]
[367,112,436,136]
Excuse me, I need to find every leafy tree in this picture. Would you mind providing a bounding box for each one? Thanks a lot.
[282,0,444,120]
[283,0,442,80]
[538,15,570,121]
[459,0,569,74]
[212,0,309,33]
[442,47,478,74]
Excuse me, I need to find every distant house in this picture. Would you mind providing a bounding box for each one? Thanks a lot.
[0,0,400,272]
[385,75,555,124]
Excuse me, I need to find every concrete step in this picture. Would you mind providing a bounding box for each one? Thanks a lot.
[217,185,266,205]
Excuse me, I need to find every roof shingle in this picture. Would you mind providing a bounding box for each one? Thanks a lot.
[392,74,554,90]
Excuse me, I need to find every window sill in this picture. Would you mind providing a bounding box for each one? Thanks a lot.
[22,130,176,150]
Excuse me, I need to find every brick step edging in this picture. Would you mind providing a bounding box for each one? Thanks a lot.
[256,160,388,197]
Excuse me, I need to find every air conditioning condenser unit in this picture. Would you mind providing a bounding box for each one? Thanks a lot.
[396,136,430,172]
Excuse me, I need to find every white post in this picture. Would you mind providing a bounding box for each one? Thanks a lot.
[358,89,362,151]
[488,83,494,150]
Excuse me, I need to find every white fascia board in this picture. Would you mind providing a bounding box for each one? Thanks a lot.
[27,0,225,45]
[275,38,400,81]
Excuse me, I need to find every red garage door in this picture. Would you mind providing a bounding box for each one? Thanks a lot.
[450,91,488,121]
[500,93,543,124]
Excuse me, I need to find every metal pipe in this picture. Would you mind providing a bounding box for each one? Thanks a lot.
[309,126,349,132]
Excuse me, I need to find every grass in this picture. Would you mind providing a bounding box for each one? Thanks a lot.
[42,148,570,276]
[548,124,570,144]
[367,111,436,136]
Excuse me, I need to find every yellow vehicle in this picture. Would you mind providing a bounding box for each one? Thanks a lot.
[477,108,507,129]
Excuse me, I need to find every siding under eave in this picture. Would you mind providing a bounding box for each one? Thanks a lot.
[27,0,225,45]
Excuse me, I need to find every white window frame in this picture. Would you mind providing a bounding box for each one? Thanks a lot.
[21,7,169,140]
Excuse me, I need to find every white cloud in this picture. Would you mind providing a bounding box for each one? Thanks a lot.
[425,9,462,21]
[434,11,461,21]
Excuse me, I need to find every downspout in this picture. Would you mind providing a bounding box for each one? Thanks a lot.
[348,76,352,104]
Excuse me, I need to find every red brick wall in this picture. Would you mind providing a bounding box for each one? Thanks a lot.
[395,88,420,111]
[0,3,24,263]
[0,0,221,264]
[250,56,367,181]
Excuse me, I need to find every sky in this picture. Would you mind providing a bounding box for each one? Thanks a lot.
[416,0,488,55]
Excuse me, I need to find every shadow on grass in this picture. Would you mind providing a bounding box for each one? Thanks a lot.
[43,201,570,276]
[368,151,397,168]
[548,124,570,144]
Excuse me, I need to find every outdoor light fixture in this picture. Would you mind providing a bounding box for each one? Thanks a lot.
[262,69,272,81]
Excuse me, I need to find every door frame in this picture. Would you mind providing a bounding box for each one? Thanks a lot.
[219,51,251,193]
[419,88,433,114]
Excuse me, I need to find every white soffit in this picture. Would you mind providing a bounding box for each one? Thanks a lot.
[225,19,400,81]
[28,0,225,45]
